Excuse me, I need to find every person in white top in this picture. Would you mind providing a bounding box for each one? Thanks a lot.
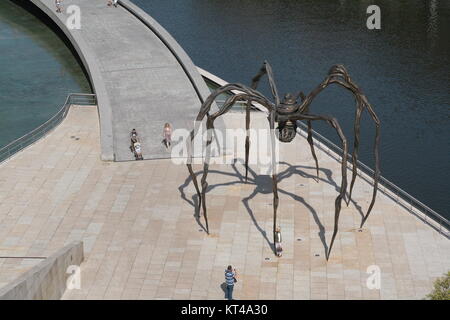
[134,142,143,160]
[55,0,62,13]
[130,129,143,160]
[163,123,173,149]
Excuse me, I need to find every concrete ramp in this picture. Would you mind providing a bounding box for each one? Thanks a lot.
[0,242,83,300]
[31,0,218,161]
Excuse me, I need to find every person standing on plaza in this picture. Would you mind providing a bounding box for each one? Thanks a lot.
[163,123,173,149]
[224,265,237,300]
[55,0,62,13]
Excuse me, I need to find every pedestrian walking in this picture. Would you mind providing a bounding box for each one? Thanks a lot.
[55,0,62,13]
[108,0,118,7]
[163,123,173,148]
[224,265,237,300]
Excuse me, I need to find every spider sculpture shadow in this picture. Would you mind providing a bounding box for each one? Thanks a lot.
[180,160,355,257]
[186,61,380,260]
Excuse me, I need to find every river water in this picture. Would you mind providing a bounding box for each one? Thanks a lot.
[0,0,448,217]
[0,0,91,148]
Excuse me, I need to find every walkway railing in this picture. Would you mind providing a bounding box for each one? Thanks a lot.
[295,120,449,238]
[0,93,96,164]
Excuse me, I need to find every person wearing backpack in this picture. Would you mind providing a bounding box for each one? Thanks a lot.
[224,265,237,300]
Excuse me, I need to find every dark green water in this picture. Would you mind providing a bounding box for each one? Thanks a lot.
[132,0,449,217]
[0,0,91,147]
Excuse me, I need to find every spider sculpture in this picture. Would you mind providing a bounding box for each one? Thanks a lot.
[186,61,380,259]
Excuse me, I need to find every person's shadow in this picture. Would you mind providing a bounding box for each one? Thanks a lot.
[220,282,228,299]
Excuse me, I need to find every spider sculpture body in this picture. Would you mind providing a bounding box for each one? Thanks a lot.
[187,61,380,259]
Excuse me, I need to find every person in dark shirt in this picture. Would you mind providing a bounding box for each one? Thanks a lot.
[130,129,143,160]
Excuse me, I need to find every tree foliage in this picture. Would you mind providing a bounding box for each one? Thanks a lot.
[426,271,450,300]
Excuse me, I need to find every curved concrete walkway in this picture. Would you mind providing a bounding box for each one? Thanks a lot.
[31,0,214,161]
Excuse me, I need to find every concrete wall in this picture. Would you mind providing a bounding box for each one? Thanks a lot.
[0,241,84,300]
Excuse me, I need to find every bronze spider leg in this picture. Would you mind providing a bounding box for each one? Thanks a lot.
[289,113,348,260]
[306,119,320,181]
[360,101,381,228]
[186,84,272,220]
[186,121,203,212]
[268,110,280,252]
[298,64,380,226]
[244,61,280,182]
[298,92,321,182]
[190,90,273,233]
[251,60,281,104]
[200,117,213,233]
[245,102,251,182]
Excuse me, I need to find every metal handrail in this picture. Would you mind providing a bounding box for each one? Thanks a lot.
[295,120,449,238]
[0,93,96,164]
[215,100,260,112]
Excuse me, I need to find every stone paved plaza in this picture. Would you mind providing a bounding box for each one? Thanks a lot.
[0,106,448,299]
